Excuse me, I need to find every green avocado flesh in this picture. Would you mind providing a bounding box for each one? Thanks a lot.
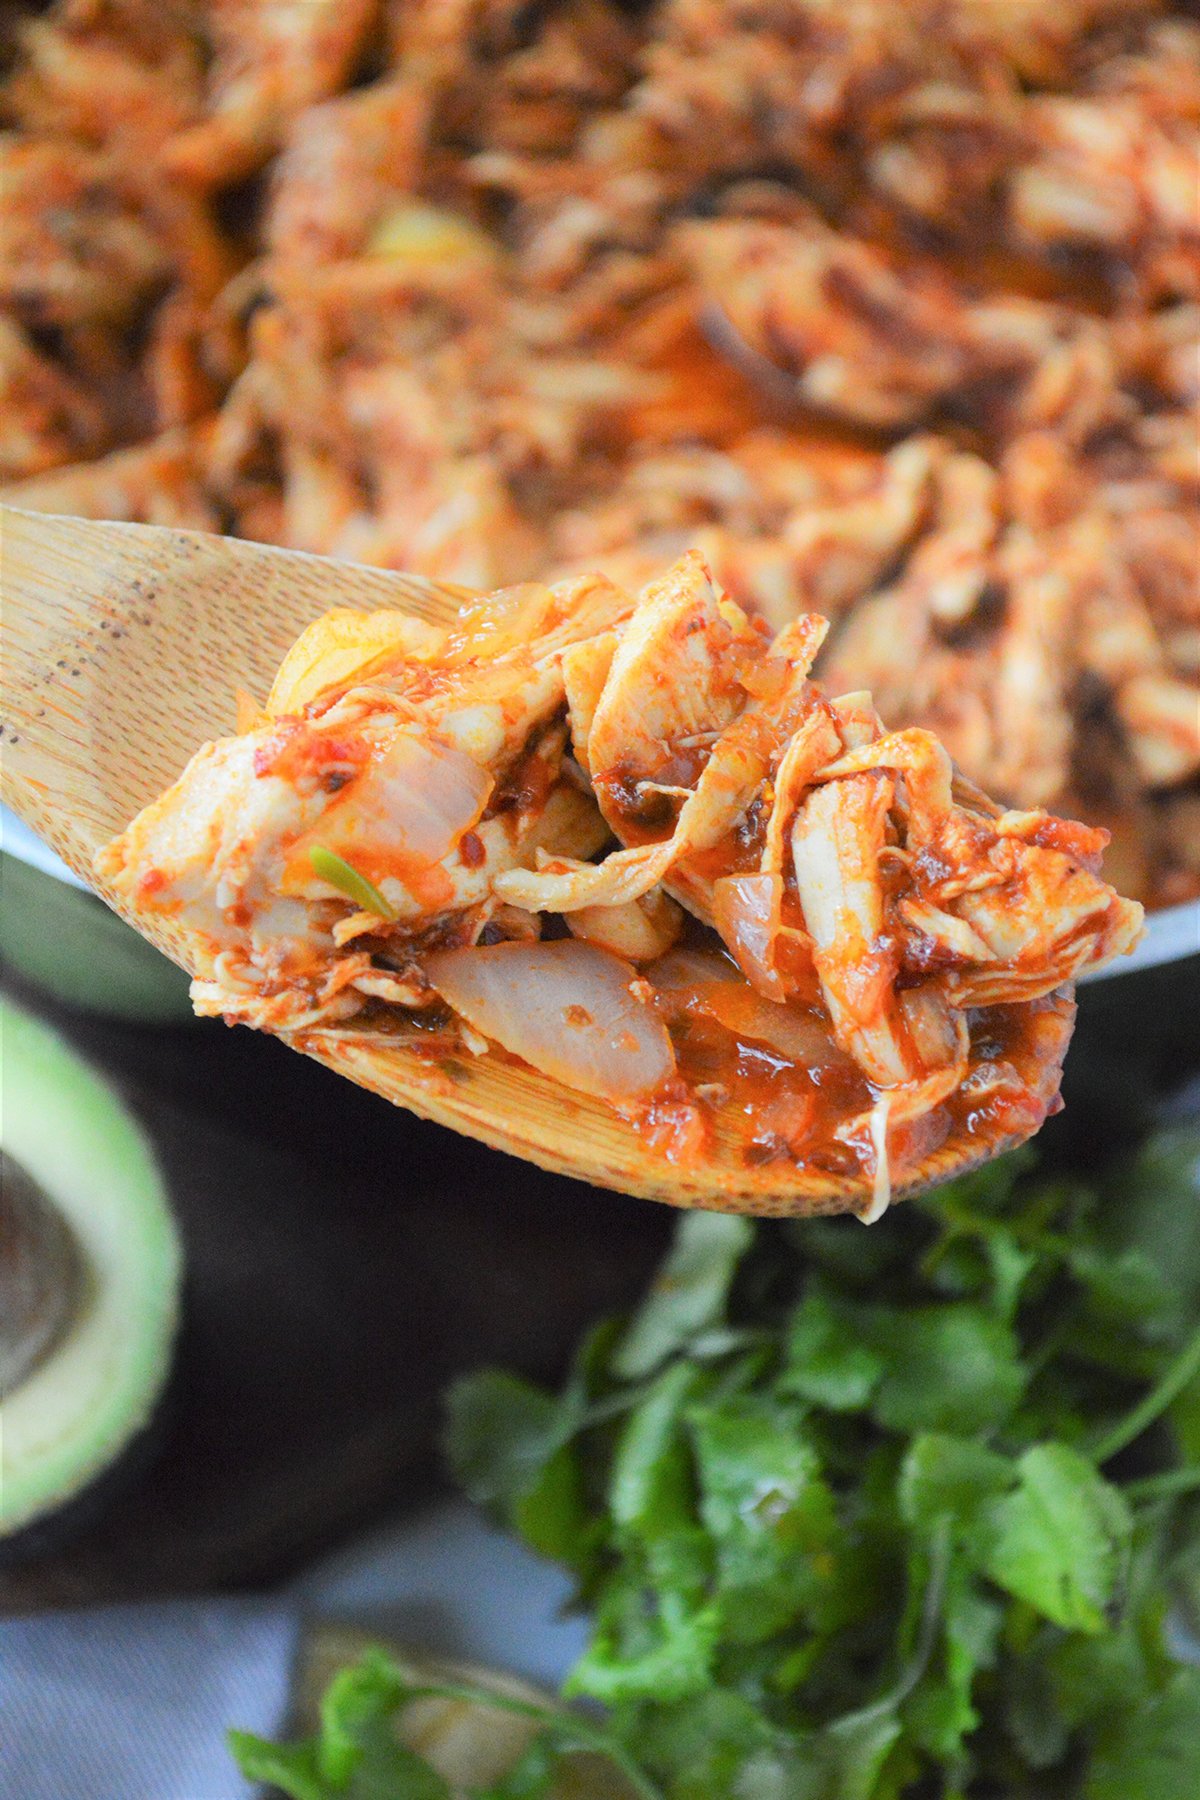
[0,1002,181,1539]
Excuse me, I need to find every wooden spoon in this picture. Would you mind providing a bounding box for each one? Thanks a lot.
[0,508,1072,1216]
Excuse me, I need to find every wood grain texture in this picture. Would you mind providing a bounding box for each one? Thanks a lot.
[0,509,1074,1215]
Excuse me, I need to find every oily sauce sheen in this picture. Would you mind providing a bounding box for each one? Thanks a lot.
[639,921,1069,1182]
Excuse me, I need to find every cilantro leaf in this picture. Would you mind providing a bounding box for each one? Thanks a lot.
[613,1212,754,1380]
[902,1562,1001,1763]
[978,1446,1132,1633]
[1002,1647,1072,1773]
[810,1709,905,1800]
[1043,1617,1155,1735]
[1098,1129,1200,1334]
[870,1305,1027,1437]
[628,1689,784,1800]
[1085,1668,1200,1800]
[228,1733,328,1800]
[445,1371,565,1512]
[443,1372,586,1560]
[609,1361,714,1597]
[230,1652,453,1800]
[899,1435,1013,1538]
[472,1733,558,1800]
[689,1394,838,1642]
[566,1591,722,1707]
[780,1289,883,1412]
[611,1361,701,1536]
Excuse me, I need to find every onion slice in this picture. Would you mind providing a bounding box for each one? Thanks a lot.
[267,609,445,716]
[288,729,492,894]
[425,940,676,1106]
[712,872,787,1001]
[646,945,743,993]
[702,980,851,1075]
[568,890,683,963]
[647,944,851,1075]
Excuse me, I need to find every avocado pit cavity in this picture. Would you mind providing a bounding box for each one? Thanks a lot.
[0,1150,87,1399]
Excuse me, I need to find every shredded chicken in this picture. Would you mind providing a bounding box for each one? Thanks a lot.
[3,0,1197,907]
[97,554,1142,1200]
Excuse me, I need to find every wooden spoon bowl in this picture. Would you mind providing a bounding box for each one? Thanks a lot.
[0,509,1073,1215]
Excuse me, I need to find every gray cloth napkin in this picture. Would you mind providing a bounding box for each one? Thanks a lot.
[0,1596,298,1800]
[0,1499,581,1800]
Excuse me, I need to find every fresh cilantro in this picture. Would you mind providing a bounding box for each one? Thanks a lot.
[899,1434,1012,1538]
[236,1129,1200,1799]
[868,1304,1027,1436]
[780,1289,883,1411]
[689,1395,839,1643]
[976,1445,1132,1633]
[442,1370,586,1561]
[444,1371,569,1513]
[230,1652,453,1800]
[612,1211,755,1381]
[1084,1667,1200,1799]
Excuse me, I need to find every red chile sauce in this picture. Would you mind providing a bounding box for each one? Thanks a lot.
[634,918,1068,1180]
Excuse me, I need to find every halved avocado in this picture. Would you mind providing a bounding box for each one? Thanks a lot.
[0,1001,181,1543]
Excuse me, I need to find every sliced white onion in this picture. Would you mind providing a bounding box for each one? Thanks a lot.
[266,609,445,716]
[568,890,684,963]
[289,728,492,892]
[712,872,787,1000]
[444,584,559,663]
[356,730,493,864]
[645,945,743,993]
[647,943,850,1074]
[424,939,676,1105]
[444,572,629,666]
[702,981,849,1074]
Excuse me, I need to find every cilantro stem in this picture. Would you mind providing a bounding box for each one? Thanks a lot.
[1092,1319,1200,1464]
[1122,1465,1200,1505]
[885,1517,952,1710]
[308,844,398,920]
[830,1517,952,1734]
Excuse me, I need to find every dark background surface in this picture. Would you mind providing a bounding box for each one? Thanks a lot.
[3,950,1198,1611]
